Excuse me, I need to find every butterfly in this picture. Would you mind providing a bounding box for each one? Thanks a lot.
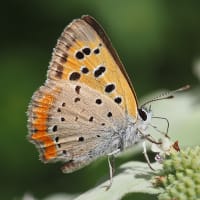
[27,15,185,186]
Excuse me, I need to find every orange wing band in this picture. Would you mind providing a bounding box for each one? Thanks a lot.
[30,91,57,160]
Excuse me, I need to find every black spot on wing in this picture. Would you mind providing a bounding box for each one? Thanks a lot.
[69,72,81,81]
[75,85,81,94]
[75,51,84,59]
[105,83,115,93]
[81,66,89,74]
[82,47,91,55]
[114,97,122,104]
[94,66,106,78]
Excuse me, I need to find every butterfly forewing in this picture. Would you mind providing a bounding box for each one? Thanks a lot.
[48,16,138,118]
[28,15,138,172]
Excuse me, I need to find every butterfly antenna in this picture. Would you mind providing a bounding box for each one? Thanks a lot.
[141,85,190,108]
[151,116,170,136]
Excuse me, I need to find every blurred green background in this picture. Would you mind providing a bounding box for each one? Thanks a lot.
[1,1,200,199]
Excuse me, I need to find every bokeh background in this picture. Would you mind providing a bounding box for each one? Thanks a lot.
[1,1,200,199]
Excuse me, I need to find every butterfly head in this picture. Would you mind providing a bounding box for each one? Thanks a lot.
[135,85,190,133]
[138,106,151,120]
[136,106,152,130]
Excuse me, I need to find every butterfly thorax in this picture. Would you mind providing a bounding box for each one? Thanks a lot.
[120,108,152,150]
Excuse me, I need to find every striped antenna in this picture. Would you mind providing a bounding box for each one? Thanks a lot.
[140,85,190,108]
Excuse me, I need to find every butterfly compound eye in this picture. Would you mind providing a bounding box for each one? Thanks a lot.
[138,108,147,121]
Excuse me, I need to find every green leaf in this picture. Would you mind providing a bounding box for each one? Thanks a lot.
[74,161,163,200]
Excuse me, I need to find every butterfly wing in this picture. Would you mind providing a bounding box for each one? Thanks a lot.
[27,15,138,172]
[49,15,138,118]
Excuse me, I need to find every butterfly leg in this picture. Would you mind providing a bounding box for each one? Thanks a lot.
[142,141,155,170]
[106,154,115,190]
[145,134,162,145]
[105,149,120,190]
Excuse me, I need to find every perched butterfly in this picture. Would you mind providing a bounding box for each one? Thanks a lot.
[27,15,188,186]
